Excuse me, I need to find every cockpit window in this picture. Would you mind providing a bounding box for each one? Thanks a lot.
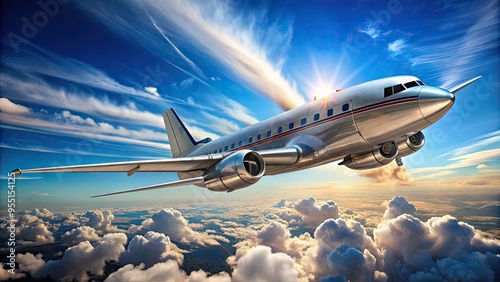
[393,84,405,94]
[384,80,424,98]
[404,81,419,89]
[384,87,392,98]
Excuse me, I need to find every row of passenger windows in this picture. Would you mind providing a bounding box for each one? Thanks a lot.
[211,103,350,154]
[384,80,425,98]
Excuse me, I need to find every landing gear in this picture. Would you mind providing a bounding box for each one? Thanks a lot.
[396,158,403,167]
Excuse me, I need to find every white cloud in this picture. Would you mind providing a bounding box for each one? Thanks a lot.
[477,164,488,169]
[82,210,118,233]
[129,208,227,246]
[409,1,499,88]
[16,214,55,246]
[2,43,162,100]
[105,260,231,282]
[412,148,500,174]
[358,20,381,39]
[294,197,340,227]
[0,97,31,114]
[119,231,183,268]
[232,246,300,282]
[144,86,160,97]
[80,0,305,110]
[257,221,291,252]
[179,77,195,89]
[387,39,407,58]
[382,196,417,220]
[326,242,377,282]
[18,233,128,281]
[61,226,101,246]
[0,263,25,280]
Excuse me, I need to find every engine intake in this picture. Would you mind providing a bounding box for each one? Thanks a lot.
[340,142,398,170]
[396,131,425,157]
[203,150,265,191]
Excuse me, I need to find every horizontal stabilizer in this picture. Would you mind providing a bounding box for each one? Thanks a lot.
[91,177,204,198]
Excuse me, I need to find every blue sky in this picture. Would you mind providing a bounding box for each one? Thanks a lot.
[0,0,499,211]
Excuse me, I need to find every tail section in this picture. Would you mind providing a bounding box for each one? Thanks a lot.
[163,109,199,157]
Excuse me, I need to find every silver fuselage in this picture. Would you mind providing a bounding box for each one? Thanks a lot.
[185,75,453,176]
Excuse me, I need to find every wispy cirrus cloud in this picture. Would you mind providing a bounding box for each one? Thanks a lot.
[79,0,305,110]
[1,42,163,100]
[411,148,500,174]
[409,0,499,88]
[358,20,382,39]
[387,39,407,58]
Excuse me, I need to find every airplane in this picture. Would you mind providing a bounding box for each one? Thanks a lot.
[11,75,482,197]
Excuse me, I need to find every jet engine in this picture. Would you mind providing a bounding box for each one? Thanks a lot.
[396,131,425,157]
[203,150,265,191]
[340,142,398,170]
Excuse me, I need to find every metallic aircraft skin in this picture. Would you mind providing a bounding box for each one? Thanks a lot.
[11,75,481,197]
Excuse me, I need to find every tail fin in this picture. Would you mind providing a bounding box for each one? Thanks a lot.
[163,109,198,158]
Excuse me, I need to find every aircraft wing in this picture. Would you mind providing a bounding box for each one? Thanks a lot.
[11,154,226,176]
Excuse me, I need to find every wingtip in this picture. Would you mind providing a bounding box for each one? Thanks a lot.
[10,169,21,176]
[449,76,482,94]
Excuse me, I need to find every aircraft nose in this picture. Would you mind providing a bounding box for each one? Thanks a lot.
[418,86,455,123]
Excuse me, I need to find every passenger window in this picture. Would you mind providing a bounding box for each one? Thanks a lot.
[278,126,283,133]
[257,134,262,140]
[224,146,228,151]
[239,140,243,146]
[213,150,217,154]
[218,148,222,153]
[342,103,349,111]
[384,87,393,97]
[289,122,294,129]
[314,113,320,121]
[404,81,419,89]
[301,118,307,125]
[248,137,253,143]
[393,84,405,94]
[267,130,271,137]
[327,109,333,116]
[231,143,235,149]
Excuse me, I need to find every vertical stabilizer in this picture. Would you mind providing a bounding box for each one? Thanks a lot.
[163,109,198,158]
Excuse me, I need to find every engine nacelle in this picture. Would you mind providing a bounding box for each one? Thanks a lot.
[340,142,398,170]
[203,150,265,191]
[396,131,425,157]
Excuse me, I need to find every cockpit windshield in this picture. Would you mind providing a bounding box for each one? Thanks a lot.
[384,80,425,98]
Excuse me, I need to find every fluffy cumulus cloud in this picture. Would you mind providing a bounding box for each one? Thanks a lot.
[119,231,183,268]
[105,260,231,282]
[0,97,31,114]
[374,213,500,281]
[18,233,127,281]
[232,246,300,282]
[16,214,55,245]
[383,196,417,220]
[257,221,291,252]
[129,208,227,246]
[6,197,500,281]
[82,210,117,233]
[61,226,101,246]
[325,242,377,282]
[294,197,339,226]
